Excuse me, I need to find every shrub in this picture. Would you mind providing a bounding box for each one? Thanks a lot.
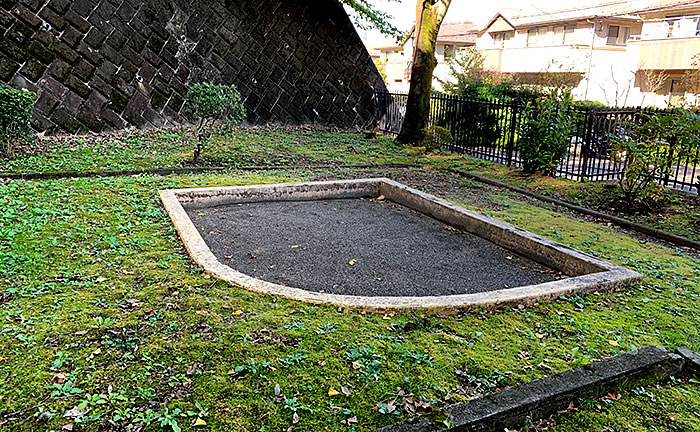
[0,85,35,156]
[611,111,700,210]
[185,82,246,163]
[574,100,607,110]
[422,125,452,152]
[518,88,576,175]
[435,98,502,148]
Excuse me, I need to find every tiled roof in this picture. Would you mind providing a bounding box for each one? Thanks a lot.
[634,0,700,13]
[437,21,478,44]
[492,0,657,28]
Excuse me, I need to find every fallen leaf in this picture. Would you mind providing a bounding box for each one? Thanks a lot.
[328,387,340,397]
[64,405,89,419]
[122,270,134,275]
[293,412,300,424]
[95,277,107,283]
[62,423,73,431]
[0,357,8,362]
[54,373,66,383]
[535,332,545,339]
[341,386,351,396]
[222,304,230,309]
[192,418,207,427]
[347,416,358,424]
[506,256,513,260]
[232,310,243,316]
[74,330,88,336]
[608,340,619,347]
[348,259,356,266]
[291,245,299,249]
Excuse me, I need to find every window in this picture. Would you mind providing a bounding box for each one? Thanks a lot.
[607,25,630,45]
[555,24,576,44]
[444,44,455,59]
[564,24,576,44]
[527,29,540,46]
[494,31,512,48]
[667,19,679,37]
[695,18,700,36]
[670,79,685,94]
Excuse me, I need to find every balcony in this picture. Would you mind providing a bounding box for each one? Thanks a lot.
[634,37,700,70]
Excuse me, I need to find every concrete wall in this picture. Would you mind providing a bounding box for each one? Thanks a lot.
[0,0,386,133]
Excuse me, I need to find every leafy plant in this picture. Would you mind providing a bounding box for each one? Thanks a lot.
[154,407,182,432]
[518,88,576,175]
[278,353,308,368]
[233,358,272,376]
[0,85,35,156]
[185,82,246,163]
[421,125,452,153]
[48,380,83,397]
[611,111,700,210]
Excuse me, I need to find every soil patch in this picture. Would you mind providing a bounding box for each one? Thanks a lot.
[186,198,564,297]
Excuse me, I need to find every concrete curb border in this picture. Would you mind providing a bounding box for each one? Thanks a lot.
[0,163,420,181]
[451,169,700,251]
[159,178,642,312]
[374,346,699,432]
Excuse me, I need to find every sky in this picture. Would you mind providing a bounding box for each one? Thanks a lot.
[353,0,637,47]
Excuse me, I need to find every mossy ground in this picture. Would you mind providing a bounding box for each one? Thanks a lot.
[2,127,697,243]
[0,129,699,432]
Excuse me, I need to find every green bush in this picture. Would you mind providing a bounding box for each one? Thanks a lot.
[422,125,453,152]
[0,85,35,156]
[185,82,246,163]
[573,100,607,110]
[518,88,576,175]
[436,49,542,149]
[611,111,700,210]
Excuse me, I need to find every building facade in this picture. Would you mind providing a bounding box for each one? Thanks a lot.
[476,0,700,107]
[372,22,478,92]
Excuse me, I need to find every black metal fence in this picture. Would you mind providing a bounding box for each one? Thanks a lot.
[375,91,700,193]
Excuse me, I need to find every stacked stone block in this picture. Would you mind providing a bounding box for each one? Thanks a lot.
[0,0,386,133]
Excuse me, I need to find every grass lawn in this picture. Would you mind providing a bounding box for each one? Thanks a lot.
[1,129,699,431]
[2,126,698,243]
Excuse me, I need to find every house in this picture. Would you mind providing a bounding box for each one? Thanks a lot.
[373,22,478,92]
[476,2,657,106]
[627,0,700,107]
[474,0,700,107]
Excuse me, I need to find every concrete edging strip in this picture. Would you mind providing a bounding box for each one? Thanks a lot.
[451,169,700,251]
[159,178,642,312]
[374,346,690,432]
[0,163,420,181]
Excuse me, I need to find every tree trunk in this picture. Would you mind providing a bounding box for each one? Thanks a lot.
[397,0,451,145]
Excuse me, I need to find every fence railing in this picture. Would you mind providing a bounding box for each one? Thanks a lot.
[375,91,700,193]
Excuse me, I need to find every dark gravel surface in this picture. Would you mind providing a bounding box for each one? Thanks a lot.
[186,197,564,297]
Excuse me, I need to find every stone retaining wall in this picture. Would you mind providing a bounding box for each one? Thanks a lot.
[0,0,385,132]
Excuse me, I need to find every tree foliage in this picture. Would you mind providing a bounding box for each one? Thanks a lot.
[0,85,35,157]
[340,0,402,37]
[612,111,700,209]
[439,48,541,104]
[185,82,246,163]
[518,88,576,175]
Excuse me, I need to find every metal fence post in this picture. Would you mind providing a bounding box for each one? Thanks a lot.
[580,110,594,181]
[505,104,518,167]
